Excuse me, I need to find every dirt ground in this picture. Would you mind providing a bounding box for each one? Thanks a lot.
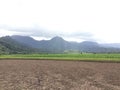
[0,60,120,90]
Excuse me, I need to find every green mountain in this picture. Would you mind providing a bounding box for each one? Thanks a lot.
[11,35,120,53]
[1,35,120,54]
[39,36,69,53]
[11,35,40,48]
[0,36,37,54]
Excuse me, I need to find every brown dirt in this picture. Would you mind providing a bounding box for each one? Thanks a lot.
[0,60,120,90]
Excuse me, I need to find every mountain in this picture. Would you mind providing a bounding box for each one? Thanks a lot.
[0,44,9,54]
[11,35,40,48]
[11,36,70,53]
[0,36,37,54]
[43,36,69,53]
[101,43,120,48]
[78,41,100,53]
[10,35,120,53]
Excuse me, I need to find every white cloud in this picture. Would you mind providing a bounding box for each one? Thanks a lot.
[0,0,120,43]
[0,29,24,36]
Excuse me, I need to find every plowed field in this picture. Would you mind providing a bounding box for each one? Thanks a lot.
[0,60,120,90]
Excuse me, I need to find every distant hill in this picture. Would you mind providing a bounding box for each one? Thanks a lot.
[11,35,40,48]
[10,35,120,53]
[11,36,69,53]
[101,43,120,48]
[0,36,37,54]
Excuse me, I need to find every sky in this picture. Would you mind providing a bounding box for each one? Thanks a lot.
[0,0,120,43]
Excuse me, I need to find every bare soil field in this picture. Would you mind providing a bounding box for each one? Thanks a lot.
[0,60,120,90]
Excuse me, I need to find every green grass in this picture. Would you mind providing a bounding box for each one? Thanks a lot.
[0,53,120,62]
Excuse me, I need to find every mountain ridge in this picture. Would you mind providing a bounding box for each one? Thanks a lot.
[0,36,38,54]
[1,35,120,54]
[10,35,120,53]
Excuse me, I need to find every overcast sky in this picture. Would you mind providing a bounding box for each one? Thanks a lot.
[0,0,120,43]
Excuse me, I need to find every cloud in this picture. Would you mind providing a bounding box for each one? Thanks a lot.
[0,24,95,42]
[1,0,120,43]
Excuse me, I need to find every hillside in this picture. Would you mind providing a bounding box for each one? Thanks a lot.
[0,36,37,54]
[1,35,120,54]
[101,43,120,48]
[11,35,120,53]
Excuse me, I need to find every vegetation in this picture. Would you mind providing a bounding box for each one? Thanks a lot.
[1,35,120,54]
[0,35,120,62]
[11,35,120,53]
[0,36,38,54]
[1,53,120,62]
